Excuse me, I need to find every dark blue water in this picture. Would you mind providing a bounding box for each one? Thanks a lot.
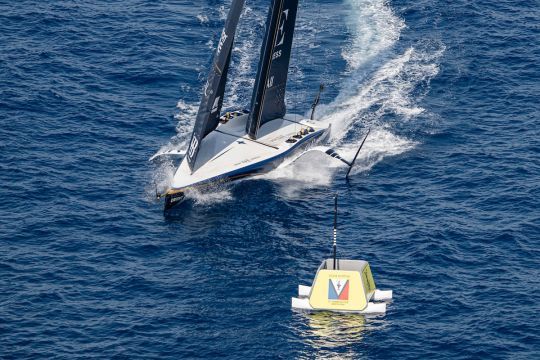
[1,0,538,358]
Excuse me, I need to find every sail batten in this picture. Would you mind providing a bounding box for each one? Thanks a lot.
[186,0,245,171]
[247,0,299,139]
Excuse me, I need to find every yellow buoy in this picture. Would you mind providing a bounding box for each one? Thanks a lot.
[291,195,392,314]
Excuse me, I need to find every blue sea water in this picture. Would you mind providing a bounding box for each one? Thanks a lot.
[1,0,539,358]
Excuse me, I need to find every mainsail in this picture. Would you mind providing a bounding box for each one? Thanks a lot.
[246,0,299,139]
[186,0,245,171]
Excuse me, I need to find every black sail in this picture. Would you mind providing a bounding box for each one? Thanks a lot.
[246,0,299,139]
[186,0,244,171]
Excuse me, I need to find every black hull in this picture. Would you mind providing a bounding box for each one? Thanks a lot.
[164,192,186,212]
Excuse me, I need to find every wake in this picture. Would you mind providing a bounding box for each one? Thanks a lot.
[149,0,444,203]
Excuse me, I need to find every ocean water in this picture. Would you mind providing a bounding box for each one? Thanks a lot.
[1,0,539,358]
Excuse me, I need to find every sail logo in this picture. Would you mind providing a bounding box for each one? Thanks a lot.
[211,96,221,113]
[267,76,274,88]
[203,80,211,97]
[217,30,228,56]
[275,9,289,47]
[328,278,349,301]
[188,136,199,160]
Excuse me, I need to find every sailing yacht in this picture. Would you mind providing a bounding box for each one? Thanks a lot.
[159,0,344,211]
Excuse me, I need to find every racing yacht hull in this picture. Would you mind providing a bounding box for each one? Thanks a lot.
[164,111,329,211]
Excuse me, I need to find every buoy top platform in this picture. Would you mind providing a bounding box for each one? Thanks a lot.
[291,195,392,314]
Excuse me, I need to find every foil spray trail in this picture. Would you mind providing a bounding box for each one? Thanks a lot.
[265,0,443,196]
[149,0,444,203]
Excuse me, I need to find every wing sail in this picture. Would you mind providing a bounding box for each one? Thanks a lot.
[186,0,245,171]
[246,0,299,139]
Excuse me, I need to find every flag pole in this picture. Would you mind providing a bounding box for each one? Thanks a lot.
[333,194,338,270]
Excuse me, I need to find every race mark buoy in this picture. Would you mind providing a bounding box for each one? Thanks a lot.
[291,195,392,314]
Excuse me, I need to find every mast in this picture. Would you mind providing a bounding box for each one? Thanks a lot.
[246,0,299,139]
[185,0,245,171]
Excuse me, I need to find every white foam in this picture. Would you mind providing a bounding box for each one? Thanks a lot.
[342,0,405,71]
[146,158,175,202]
[335,127,417,176]
[260,127,416,199]
[197,14,209,24]
[173,99,199,148]
[152,0,444,204]
[148,99,197,193]
[185,187,233,205]
[269,0,443,198]
[319,46,443,143]
[218,6,227,20]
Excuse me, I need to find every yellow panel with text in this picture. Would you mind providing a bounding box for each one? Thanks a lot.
[362,263,376,297]
[309,270,368,311]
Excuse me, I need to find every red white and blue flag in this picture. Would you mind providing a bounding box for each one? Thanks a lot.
[328,278,349,301]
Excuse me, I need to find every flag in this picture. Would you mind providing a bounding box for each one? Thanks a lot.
[328,278,349,300]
